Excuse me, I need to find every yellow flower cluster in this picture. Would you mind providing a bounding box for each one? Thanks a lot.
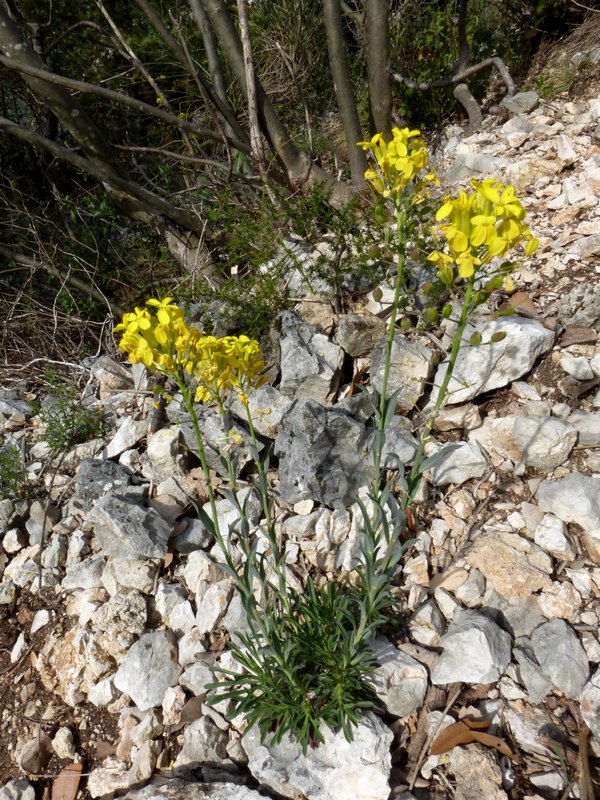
[114,298,265,404]
[428,178,539,281]
[358,127,437,198]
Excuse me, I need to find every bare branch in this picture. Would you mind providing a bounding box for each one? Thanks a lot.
[0,54,251,153]
[0,114,207,233]
[0,244,124,316]
[393,56,515,97]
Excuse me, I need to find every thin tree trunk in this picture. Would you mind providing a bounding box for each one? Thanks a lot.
[365,0,392,138]
[235,0,266,181]
[322,0,368,185]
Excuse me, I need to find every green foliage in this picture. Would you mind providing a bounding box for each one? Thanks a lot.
[0,444,29,500]
[210,578,381,750]
[391,0,529,127]
[36,381,107,454]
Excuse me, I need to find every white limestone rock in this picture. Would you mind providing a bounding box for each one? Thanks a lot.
[431,609,511,685]
[243,711,393,800]
[431,319,554,405]
[114,630,181,711]
[370,637,428,718]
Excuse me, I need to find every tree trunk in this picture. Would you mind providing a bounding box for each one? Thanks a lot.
[322,0,368,185]
[365,0,392,138]
[199,0,348,200]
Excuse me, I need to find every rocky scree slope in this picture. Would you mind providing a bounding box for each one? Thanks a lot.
[2,89,600,800]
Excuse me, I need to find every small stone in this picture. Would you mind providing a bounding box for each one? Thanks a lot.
[560,353,595,380]
[465,532,551,596]
[501,91,539,114]
[427,442,488,486]
[19,734,53,773]
[534,514,577,561]
[371,336,433,412]
[529,619,589,699]
[538,581,581,620]
[333,313,387,357]
[408,599,446,647]
[52,727,78,760]
[431,609,511,685]
[512,416,577,469]
[567,410,600,446]
[371,637,428,718]
[537,473,600,532]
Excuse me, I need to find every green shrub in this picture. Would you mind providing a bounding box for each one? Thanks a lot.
[37,382,107,454]
[0,444,29,499]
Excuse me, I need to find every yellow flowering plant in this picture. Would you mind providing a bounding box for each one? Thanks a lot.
[428,178,538,283]
[358,128,438,487]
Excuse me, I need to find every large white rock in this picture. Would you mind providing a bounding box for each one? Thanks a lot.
[370,637,428,718]
[243,712,393,800]
[427,442,489,486]
[512,416,577,469]
[529,619,589,700]
[431,609,511,685]
[537,473,600,533]
[431,318,554,405]
[114,630,180,711]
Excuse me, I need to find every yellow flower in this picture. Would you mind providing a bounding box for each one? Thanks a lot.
[429,179,538,284]
[358,127,436,201]
[114,298,265,406]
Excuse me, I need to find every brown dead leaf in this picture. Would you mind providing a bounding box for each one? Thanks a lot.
[51,763,82,800]
[510,291,538,317]
[560,326,598,347]
[149,494,187,525]
[430,719,514,758]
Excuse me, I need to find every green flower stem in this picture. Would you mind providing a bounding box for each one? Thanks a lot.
[244,402,290,607]
[374,205,408,484]
[174,373,228,560]
[406,277,476,502]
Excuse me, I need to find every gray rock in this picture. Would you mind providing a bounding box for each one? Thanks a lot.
[173,518,212,554]
[512,416,577,469]
[427,442,488,486]
[87,493,171,559]
[179,662,213,699]
[275,398,370,508]
[560,353,595,381]
[567,410,600,446]
[431,318,554,405]
[444,147,509,183]
[180,406,253,478]
[431,609,512,685]
[529,619,589,699]
[534,514,577,561]
[229,384,292,438]
[370,336,432,412]
[370,637,428,718]
[514,640,553,704]
[102,416,147,459]
[243,711,393,800]
[146,427,191,482]
[537,473,600,532]
[119,780,264,800]
[62,556,107,591]
[371,416,418,466]
[278,311,343,404]
[0,779,35,800]
[25,499,60,545]
[175,716,229,767]
[114,630,180,711]
[433,403,482,432]
[70,459,131,514]
[580,666,600,739]
[558,283,600,329]
[333,313,387,357]
[500,91,539,114]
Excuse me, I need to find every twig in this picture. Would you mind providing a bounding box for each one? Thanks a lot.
[408,682,462,790]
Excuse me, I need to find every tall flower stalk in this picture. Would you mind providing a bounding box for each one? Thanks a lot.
[113,157,538,752]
